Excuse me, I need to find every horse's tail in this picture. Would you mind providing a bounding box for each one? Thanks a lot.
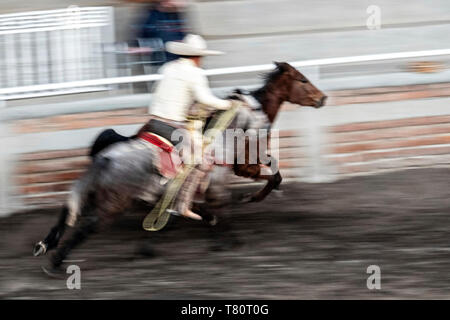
[66,156,111,227]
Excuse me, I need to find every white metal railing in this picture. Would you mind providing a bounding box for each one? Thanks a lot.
[1,48,450,99]
[0,7,112,34]
[0,6,114,99]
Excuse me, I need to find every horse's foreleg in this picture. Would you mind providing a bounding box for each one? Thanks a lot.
[210,209,244,251]
[197,204,242,251]
[235,155,283,203]
[239,161,283,203]
[199,173,242,251]
[33,205,69,256]
[243,170,282,203]
[195,203,218,226]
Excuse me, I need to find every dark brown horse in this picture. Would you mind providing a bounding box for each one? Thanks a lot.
[230,62,327,203]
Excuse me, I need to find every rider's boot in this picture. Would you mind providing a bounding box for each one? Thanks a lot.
[167,163,210,221]
[167,208,203,221]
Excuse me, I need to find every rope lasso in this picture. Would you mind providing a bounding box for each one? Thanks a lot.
[143,103,240,231]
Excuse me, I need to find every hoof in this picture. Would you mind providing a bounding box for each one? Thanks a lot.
[33,241,47,257]
[209,215,218,226]
[273,189,284,198]
[41,265,65,279]
[239,193,254,204]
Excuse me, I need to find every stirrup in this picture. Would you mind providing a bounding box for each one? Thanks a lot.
[166,209,181,217]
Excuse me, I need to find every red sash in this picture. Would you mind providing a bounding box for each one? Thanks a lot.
[138,132,181,179]
[138,132,174,153]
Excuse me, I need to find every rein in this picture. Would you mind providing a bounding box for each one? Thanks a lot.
[232,89,263,111]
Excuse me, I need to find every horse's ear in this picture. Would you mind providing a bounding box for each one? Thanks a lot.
[274,61,288,71]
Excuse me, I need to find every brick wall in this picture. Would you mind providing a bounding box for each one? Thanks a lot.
[8,82,450,210]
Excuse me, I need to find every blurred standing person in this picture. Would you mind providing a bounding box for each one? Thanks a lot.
[139,0,188,62]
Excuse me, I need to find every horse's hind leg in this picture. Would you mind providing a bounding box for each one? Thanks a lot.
[33,205,69,256]
[50,214,99,269]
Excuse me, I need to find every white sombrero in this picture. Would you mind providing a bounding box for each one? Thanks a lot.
[166,34,224,56]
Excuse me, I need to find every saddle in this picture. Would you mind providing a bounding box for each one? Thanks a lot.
[138,131,182,179]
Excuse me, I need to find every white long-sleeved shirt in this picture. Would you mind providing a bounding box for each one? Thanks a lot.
[149,58,231,122]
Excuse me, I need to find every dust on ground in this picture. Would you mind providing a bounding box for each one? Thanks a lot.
[1,168,450,299]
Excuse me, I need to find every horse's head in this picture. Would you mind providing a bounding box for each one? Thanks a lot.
[273,61,327,109]
[253,62,327,122]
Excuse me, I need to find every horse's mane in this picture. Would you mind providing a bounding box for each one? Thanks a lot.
[261,66,284,85]
[227,65,284,99]
[210,65,286,128]
[252,66,286,100]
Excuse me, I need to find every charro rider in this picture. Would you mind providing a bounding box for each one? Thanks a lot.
[145,34,235,221]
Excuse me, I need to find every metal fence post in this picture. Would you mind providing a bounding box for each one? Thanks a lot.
[300,66,334,183]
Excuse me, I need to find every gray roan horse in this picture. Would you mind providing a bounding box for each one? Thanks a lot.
[33,62,326,270]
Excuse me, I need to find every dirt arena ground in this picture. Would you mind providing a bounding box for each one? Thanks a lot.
[1,167,450,299]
